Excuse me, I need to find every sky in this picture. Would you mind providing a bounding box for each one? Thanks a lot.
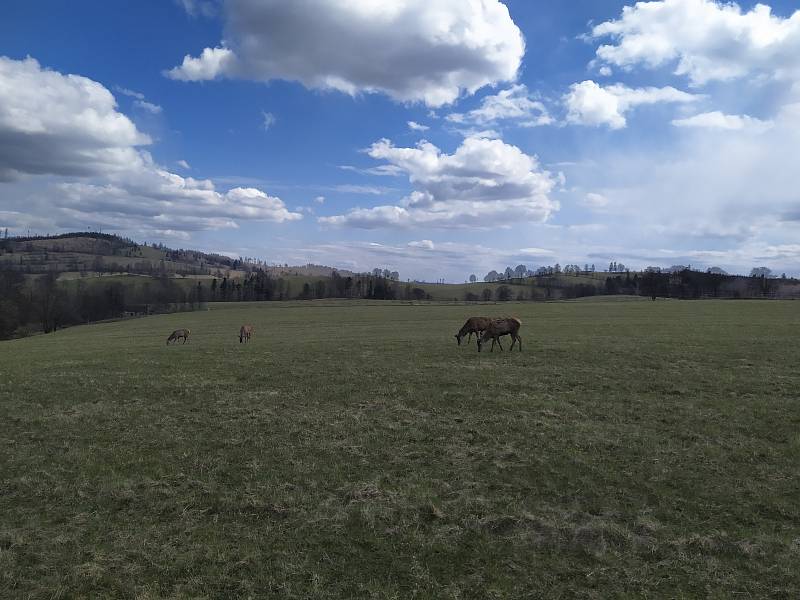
[2,0,799,281]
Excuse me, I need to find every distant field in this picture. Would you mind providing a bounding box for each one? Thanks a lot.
[2,300,799,597]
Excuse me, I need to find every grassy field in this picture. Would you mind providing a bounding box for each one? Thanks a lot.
[1,300,799,598]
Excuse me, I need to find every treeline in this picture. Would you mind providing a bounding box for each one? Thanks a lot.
[0,268,205,339]
[635,269,796,300]
[468,268,800,303]
[3,265,798,341]
[210,271,415,302]
[0,268,415,340]
[483,263,599,281]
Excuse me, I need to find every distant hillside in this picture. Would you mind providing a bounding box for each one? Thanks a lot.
[0,232,245,277]
[0,232,356,280]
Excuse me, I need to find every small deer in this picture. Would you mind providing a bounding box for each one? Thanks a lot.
[239,324,254,343]
[455,317,491,345]
[166,328,190,345]
[477,318,522,353]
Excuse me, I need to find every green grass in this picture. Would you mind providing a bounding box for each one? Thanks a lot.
[1,300,799,598]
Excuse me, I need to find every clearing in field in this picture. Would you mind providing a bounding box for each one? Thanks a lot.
[1,299,799,597]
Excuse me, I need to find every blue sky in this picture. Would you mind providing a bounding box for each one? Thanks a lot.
[2,0,799,280]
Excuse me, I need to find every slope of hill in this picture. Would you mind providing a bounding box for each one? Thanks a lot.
[0,233,243,277]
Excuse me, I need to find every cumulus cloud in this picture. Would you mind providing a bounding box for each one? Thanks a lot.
[408,121,429,132]
[166,0,525,107]
[591,0,800,86]
[176,159,191,170]
[564,80,699,129]
[16,156,302,233]
[319,136,560,229]
[672,110,773,132]
[167,46,236,82]
[447,84,552,127]
[0,56,301,235]
[0,56,150,181]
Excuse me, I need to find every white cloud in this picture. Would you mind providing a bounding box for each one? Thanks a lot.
[262,111,276,131]
[176,160,191,170]
[334,184,390,195]
[447,84,553,127]
[454,128,502,140]
[166,46,236,82]
[149,229,192,241]
[672,110,773,132]
[134,100,163,114]
[43,161,302,231]
[339,164,405,177]
[115,86,163,116]
[592,0,800,86]
[320,136,560,229]
[166,0,524,107]
[408,239,435,250]
[564,80,699,129]
[176,0,217,18]
[582,192,610,209]
[518,247,555,257]
[0,56,301,235]
[314,195,325,204]
[408,121,429,132]
[0,56,149,181]
[115,86,145,100]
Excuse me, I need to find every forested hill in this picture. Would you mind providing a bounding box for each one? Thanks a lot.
[1,232,256,277]
[0,232,353,279]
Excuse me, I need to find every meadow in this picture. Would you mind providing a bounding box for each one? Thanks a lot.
[1,299,799,598]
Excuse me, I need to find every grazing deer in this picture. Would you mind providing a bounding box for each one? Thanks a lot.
[239,324,254,343]
[477,318,522,353]
[166,328,190,345]
[455,316,491,346]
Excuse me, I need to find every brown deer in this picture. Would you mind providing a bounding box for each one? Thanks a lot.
[239,324,254,343]
[455,316,491,345]
[477,318,522,352]
[166,328,190,345]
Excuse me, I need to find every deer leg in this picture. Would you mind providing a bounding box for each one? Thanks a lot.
[517,334,522,352]
[497,337,504,351]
